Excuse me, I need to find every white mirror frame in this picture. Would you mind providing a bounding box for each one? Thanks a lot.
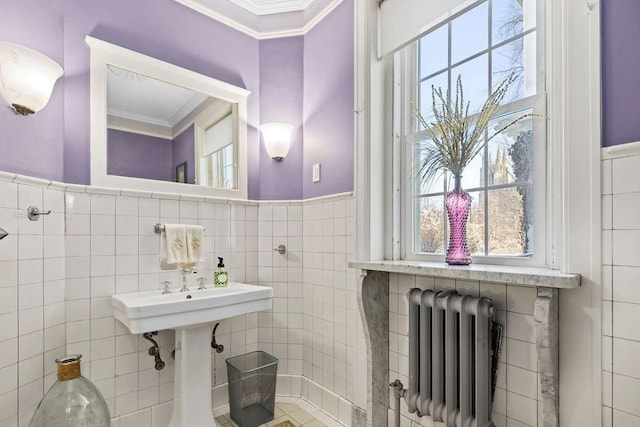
[86,35,250,199]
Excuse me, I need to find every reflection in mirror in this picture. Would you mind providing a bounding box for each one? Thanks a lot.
[106,65,236,189]
[87,35,250,199]
[195,100,237,189]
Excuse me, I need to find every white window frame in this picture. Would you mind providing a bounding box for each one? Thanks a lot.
[396,0,548,267]
[355,0,601,423]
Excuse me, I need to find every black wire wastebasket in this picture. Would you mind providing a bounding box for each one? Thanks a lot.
[226,351,279,427]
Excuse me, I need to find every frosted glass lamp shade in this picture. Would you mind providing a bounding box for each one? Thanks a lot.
[0,42,63,115]
[260,123,293,161]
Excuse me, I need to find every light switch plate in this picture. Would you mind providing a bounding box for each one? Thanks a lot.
[312,163,321,183]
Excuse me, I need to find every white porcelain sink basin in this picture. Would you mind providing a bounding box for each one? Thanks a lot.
[112,282,272,427]
[111,282,273,334]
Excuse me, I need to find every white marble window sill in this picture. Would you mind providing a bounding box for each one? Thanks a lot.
[348,260,580,289]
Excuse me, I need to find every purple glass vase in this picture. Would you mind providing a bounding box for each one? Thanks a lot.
[445,176,472,265]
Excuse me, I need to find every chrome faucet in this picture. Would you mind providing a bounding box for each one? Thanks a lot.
[197,277,206,290]
[161,281,172,294]
[179,266,196,292]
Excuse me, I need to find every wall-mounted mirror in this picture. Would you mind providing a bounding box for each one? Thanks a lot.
[87,36,250,198]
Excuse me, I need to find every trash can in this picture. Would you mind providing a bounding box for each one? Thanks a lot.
[226,351,279,427]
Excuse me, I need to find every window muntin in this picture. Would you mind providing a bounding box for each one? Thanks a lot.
[209,143,234,189]
[405,0,544,261]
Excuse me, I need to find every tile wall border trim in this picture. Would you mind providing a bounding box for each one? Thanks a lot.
[603,141,640,159]
[0,170,354,205]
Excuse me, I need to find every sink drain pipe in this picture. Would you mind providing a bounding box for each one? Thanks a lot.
[143,332,165,370]
[211,322,224,353]
[390,379,406,427]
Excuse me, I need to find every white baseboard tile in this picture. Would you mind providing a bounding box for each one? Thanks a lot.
[217,374,354,425]
[212,382,229,414]
[301,376,353,426]
[276,374,290,396]
[211,374,302,413]
[116,407,152,427]
[290,375,302,397]
[114,375,354,426]
[151,401,172,426]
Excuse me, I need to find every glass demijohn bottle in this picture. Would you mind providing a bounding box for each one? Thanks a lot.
[30,355,111,427]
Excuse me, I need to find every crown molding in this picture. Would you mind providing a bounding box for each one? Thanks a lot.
[228,0,315,16]
[175,0,263,38]
[174,0,343,39]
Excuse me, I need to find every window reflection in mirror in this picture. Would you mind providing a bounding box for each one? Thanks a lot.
[195,104,237,189]
[106,65,236,189]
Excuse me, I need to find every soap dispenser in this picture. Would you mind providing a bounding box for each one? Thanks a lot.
[214,257,228,288]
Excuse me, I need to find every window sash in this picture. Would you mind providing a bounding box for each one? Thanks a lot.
[396,0,547,266]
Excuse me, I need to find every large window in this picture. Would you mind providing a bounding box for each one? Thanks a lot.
[401,0,545,263]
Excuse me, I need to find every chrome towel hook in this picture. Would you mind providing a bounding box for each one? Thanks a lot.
[27,206,51,221]
[273,244,286,255]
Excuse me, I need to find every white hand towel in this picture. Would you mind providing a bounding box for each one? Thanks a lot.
[160,259,178,271]
[185,225,205,263]
[160,224,189,266]
[159,224,206,270]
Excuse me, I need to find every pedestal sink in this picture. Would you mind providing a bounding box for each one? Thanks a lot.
[111,283,273,427]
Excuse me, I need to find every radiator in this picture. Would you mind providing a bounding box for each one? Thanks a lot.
[404,288,495,427]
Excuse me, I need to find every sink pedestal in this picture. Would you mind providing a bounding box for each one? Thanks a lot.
[168,324,218,427]
[111,283,273,427]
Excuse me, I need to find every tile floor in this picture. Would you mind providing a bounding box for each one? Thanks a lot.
[215,398,344,427]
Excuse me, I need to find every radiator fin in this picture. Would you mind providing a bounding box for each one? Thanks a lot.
[405,289,496,427]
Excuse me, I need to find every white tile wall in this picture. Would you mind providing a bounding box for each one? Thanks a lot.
[0,176,357,426]
[254,194,357,405]
[0,179,67,426]
[603,153,640,426]
[65,192,262,421]
[301,196,357,402]
[388,274,542,427]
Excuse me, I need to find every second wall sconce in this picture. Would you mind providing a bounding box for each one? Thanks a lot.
[260,122,294,161]
[0,42,63,116]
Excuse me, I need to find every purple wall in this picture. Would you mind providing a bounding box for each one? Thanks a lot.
[303,0,355,198]
[62,0,261,194]
[2,0,356,200]
[0,0,65,181]
[259,37,304,200]
[172,125,195,184]
[107,129,173,181]
[602,0,640,147]
[107,126,194,183]
[6,0,639,195]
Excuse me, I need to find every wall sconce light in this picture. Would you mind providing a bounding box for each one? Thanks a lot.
[260,123,294,161]
[0,42,63,116]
